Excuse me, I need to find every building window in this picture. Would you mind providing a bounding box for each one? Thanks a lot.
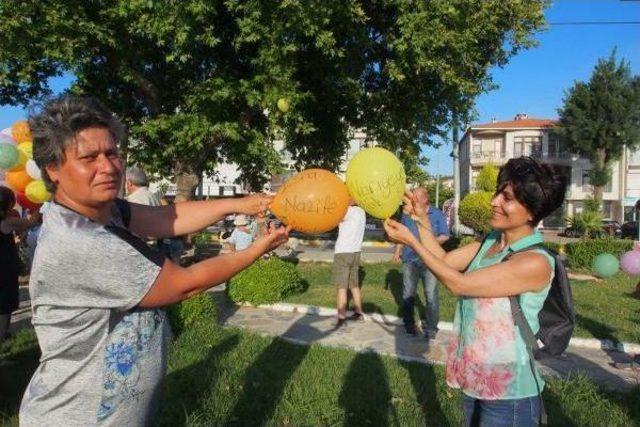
[514,136,542,159]
[471,136,504,159]
[471,169,480,190]
[629,148,640,167]
[602,201,612,219]
[548,134,563,158]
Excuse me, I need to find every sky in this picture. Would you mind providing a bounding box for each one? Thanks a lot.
[1,0,638,176]
[424,0,640,175]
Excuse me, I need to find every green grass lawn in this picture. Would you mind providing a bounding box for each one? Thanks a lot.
[285,262,640,344]
[2,325,639,426]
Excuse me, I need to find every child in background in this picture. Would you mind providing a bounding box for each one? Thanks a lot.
[227,214,254,252]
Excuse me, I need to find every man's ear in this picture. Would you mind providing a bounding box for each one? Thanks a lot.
[45,165,60,187]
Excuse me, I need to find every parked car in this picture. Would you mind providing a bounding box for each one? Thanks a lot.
[621,221,639,239]
[563,219,621,238]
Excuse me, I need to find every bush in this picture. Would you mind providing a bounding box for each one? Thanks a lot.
[562,237,633,269]
[583,196,601,213]
[565,211,603,236]
[476,164,498,192]
[228,256,306,305]
[442,235,477,252]
[459,191,493,234]
[167,292,218,336]
[193,231,214,246]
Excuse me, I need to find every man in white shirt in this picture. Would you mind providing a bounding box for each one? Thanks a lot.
[332,201,366,326]
[125,165,161,207]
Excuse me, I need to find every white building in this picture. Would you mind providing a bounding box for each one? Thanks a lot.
[153,130,372,197]
[458,114,626,227]
[269,130,370,192]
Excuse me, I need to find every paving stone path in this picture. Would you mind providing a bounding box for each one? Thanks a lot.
[216,291,640,392]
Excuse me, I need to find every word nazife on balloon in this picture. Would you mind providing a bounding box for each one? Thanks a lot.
[270,168,350,234]
[283,194,338,215]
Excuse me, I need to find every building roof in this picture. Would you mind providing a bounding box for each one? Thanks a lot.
[458,116,558,144]
[472,118,557,129]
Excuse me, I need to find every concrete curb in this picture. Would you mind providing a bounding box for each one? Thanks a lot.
[243,301,640,354]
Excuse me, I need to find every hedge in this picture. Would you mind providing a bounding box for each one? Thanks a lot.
[227,256,306,305]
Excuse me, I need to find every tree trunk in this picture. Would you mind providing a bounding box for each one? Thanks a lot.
[592,148,607,205]
[174,162,200,202]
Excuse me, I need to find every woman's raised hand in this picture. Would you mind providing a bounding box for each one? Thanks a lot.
[384,218,418,247]
[237,193,274,218]
[254,222,291,253]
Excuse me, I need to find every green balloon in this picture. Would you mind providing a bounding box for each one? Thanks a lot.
[591,253,619,278]
[0,143,18,170]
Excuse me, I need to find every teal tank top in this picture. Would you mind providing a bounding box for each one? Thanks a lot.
[445,230,554,399]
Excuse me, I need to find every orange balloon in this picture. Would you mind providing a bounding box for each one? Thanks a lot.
[270,169,350,234]
[5,169,33,192]
[11,121,31,143]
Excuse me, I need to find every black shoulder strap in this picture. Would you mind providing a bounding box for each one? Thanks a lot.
[504,244,552,426]
[503,243,550,355]
[115,198,132,229]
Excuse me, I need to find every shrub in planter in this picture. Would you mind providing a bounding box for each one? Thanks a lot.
[228,256,306,305]
[459,191,493,234]
[167,292,218,336]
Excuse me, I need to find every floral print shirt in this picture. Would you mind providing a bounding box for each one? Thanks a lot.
[20,200,169,426]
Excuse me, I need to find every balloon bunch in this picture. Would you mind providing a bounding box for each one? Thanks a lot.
[0,121,51,211]
[270,147,407,234]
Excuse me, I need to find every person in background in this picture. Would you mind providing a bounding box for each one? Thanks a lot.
[125,165,160,206]
[158,196,185,263]
[332,201,366,327]
[19,95,289,426]
[392,187,449,339]
[227,214,254,252]
[384,157,567,427]
[0,187,41,343]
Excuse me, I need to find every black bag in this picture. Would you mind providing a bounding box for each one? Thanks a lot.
[503,244,575,426]
[504,244,575,359]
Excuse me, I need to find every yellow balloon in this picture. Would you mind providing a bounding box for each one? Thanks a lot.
[25,180,51,204]
[18,141,32,158]
[346,147,406,219]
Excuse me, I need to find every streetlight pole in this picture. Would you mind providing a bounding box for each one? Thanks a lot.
[635,199,640,243]
[452,113,461,235]
[435,146,440,208]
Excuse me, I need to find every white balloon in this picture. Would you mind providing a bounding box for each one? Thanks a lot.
[1,127,13,137]
[26,159,42,180]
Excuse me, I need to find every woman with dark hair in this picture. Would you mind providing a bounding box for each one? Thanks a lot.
[19,96,290,426]
[384,157,567,427]
[0,186,40,343]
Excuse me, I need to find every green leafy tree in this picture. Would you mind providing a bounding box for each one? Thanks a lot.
[0,0,548,199]
[475,164,499,192]
[459,191,493,234]
[556,52,640,204]
[425,178,454,209]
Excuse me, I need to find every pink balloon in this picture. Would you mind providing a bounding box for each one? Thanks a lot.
[0,133,16,145]
[620,249,640,276]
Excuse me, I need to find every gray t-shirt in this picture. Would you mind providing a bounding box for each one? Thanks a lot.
[20,200,168,426]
